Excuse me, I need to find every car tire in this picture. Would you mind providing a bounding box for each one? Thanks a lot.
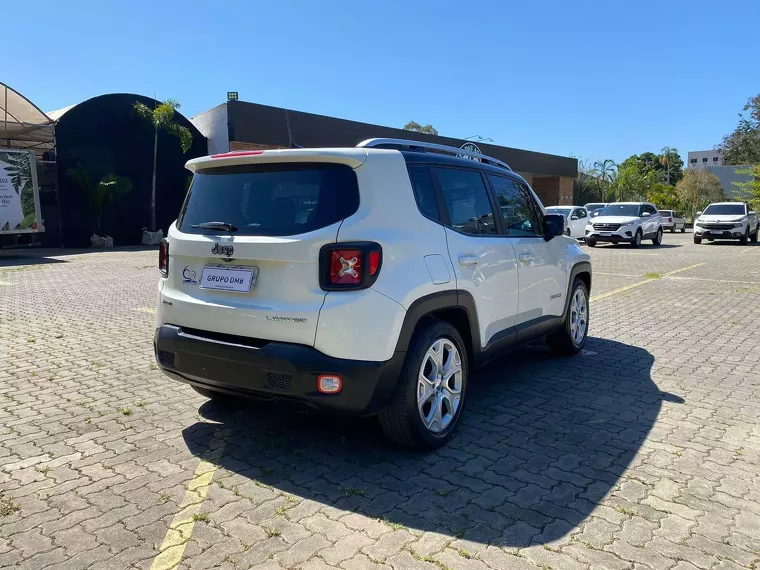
[740,228,749,245]
[586,239,596,247]
[652,227,663,246]
[751,227,758,243]
[670,227,676,233]
[631,230,642,248]
[547,278,589,357]
[379,320,468,450]
[694,236,702,244]
[565,228,571,236]
[680,225,686,233]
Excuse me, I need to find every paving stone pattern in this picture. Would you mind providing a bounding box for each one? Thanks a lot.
[1,235,760,569]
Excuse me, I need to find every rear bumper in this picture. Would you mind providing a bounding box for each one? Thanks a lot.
[154,325,404,415]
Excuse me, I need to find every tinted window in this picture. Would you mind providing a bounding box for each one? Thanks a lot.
[578,208,587,219]
[434,168,497,235]
[408,166,439,222]
[703,204,746,216]
[488,175,542,237]
[178,163,359,236]
[660,210,672,216]
[643,204,658,215]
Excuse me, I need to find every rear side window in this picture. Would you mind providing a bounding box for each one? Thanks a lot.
[433,167,497,236]
[408,166,440,222]
[178,163,359,236]
[488,175,543,237]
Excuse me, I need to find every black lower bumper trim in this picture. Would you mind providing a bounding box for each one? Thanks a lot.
[154,325,404,415]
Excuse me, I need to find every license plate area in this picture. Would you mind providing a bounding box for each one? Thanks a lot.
[200,266,259,293]
[600,232,612,236]
[710,230,723,234]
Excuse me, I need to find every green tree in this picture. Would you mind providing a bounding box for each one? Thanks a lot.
[403,121,439,136]
[731,164,760,211]
[718,93,760,165]
[647,183,680,210]
[610,163,657,201]
[676,169,725,221]
[592,159,617,184]
[620,149,683,185]
[133,98,193,232]
[67,165,133,234]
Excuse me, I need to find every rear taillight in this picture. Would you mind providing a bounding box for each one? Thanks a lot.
[319,242,382,291]
[668,217,672,222]
[159,239,169,277]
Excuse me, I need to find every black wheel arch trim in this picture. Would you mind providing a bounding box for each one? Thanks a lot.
[562,261,592,321]
[393,290,480,358]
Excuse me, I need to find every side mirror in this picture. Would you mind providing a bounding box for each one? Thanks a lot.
[570,216,579,220]
[642,212,651,217]
[696,211,703,217]
[544,213,566,241]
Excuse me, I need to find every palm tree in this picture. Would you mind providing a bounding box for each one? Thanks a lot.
[660,146,677,185]
[134,98,192,232]
[592,159,617,200]
[67,165,133,234]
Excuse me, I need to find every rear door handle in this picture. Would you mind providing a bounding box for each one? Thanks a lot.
[458,256,480,267]
[519,253,536,265]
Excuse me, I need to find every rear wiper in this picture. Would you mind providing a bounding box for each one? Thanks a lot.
[190,221,239,232]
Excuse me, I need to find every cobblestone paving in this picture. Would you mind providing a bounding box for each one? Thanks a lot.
[1,234,760,570]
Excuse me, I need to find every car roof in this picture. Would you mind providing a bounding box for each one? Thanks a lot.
[546,205,573,209]
[608,202,649,205]
[709,201,745,206]
[400,150,527,184]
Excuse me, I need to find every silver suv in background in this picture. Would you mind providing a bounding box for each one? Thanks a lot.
[660,210,686,233]
[585,202,663,248]
[694,202,758,244]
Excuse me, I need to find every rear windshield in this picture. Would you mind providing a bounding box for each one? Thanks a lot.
[545,208,570,217]
[178,163,359,236]
[703,204,745,216]
[660,210,672,216]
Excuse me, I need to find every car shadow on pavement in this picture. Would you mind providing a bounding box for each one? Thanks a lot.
[182,337,682,547]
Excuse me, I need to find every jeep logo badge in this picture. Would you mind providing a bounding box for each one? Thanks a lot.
[211,243,234,257]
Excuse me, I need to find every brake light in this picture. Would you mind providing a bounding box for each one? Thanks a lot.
[159,239,169,277]
[319,242,382,291]
[668,217,672,222]
[210,150,265,158]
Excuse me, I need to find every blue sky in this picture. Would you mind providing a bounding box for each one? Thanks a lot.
[4,0,758,165]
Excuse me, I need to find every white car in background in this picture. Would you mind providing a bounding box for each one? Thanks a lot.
[545,206,589,239]
[585,202,663,248]
[659,210,686,233]
[693,202,758,244]
[584,203,608,219]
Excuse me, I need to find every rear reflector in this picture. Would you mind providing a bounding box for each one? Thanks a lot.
[369,250,381,276]
[211,150,265,158]
[318,375,342,394]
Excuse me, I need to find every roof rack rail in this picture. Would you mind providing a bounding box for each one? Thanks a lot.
[357,138,512,171]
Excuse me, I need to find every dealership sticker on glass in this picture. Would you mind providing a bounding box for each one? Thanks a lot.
[199,266,258,292]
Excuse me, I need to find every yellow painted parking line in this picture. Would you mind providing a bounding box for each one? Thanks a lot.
[150,430,226,570]
[591,263,705,302]
[594,272,641,277]
[662,263,705,277]
[136,307,157,315]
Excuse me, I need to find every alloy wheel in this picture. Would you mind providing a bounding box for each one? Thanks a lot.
[416,339,463,433]
[570,287,588,346]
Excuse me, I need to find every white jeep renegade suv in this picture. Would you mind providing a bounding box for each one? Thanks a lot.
[154,139,592,449]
